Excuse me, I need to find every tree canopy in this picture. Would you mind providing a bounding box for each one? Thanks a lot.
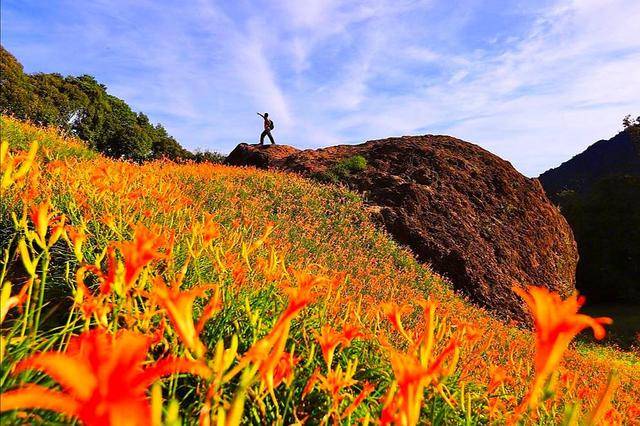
[1,45,220,162]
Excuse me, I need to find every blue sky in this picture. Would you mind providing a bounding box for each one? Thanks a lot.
[2,0,639,176]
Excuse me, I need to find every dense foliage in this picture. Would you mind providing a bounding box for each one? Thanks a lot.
[1,116,638,425]
[554,176,640,303]
[314,155,368,184]
[540,120,640,304]
[1,45,223,162]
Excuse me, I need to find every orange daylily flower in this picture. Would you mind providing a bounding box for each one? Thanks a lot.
[231,263,247,286]
[30,201,51,247]
[74,268,112,326]
[93,247,119,295]
[280,271,324,324]
[65,224,88,262]
[316,361,358,399]
[0,281,30,323]
[487,365,508,395]
[101,214,117,230]
[248,222,275,254]
[342,381,375,419]
[195,286,223,335]
[152,277,217,357]
[304,360,365,422]
[302,367,321,398]
[340,323,365,344]
[1,138,38,190]
[512,285,612,414]
[414,299,437,356]
[381,339,459,426]
[29,201,65,249]
[201,213,221,246]
[237,326,291,400]
[315,325,344,368]
[238,312,295,398]
[488,397,506,420]
[0,329,210,425]
[75,246,124,302]
[315,324,364,368]
[117,224,169,287]
[381,302,412,341]
[233,273,322,398]
[271,351,299,390]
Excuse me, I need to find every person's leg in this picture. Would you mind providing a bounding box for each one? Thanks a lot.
[267,131,275,144]
[260,130,267,145]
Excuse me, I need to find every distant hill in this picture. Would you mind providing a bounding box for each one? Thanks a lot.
[540,129,640,195]
[539,124,640,303]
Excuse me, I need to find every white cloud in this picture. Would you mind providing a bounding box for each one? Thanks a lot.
[3,0,638,175]
[233,25,293,127]
[404,46,442,63]
[284,0,640,175]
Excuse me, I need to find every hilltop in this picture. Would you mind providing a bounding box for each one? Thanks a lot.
[1,115,637,424]
[227,137,577,321]
[540,128,640,196]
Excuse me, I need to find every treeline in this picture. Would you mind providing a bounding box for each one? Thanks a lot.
[555,175,640,303]
[540,117,640,303]
[1,45,223,162]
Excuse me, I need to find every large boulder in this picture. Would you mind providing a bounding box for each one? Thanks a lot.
[226,143,299,169]
[226,137,578,320]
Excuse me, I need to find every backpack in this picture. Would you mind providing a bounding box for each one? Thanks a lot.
[269,119,275,130]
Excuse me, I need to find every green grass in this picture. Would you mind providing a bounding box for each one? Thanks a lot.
[1,115,96,161]
[313,155,368,184]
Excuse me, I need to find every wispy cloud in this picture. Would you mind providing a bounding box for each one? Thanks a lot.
[2,0,638,175]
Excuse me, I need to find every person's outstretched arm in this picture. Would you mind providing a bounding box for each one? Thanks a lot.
[257,112,264,118]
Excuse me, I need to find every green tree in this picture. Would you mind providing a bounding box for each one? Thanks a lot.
[149,124,192,160]
[1,45,194,162]
[0,47,40,119]
[557,176,640,303]
[622,114,640,129]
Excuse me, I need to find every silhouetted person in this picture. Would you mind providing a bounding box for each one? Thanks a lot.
[257,112,275,145]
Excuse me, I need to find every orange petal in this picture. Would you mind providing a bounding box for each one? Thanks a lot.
[0,384,80,419]
[16,353,97,401]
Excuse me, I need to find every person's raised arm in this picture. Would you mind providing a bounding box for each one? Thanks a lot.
[257,112,264,118]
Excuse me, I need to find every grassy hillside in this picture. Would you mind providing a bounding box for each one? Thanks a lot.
[1,115,638,425]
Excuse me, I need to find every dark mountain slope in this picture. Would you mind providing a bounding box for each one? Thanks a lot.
[539,125,640,303]
[540,130,640,195]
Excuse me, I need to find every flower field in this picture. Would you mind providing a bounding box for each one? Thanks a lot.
[1,115,638,425]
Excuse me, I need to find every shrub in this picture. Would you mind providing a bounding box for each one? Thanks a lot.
[191,149,226,164]
[341,155,367,172]
[314,155,367,183]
